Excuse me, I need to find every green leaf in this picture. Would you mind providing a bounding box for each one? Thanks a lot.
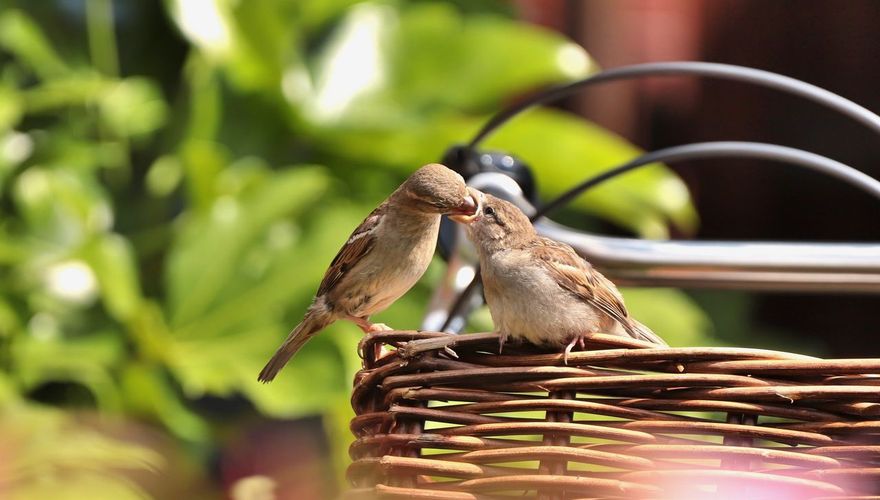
[0,129,32,193]
[166,166,331,327]
[224,0,299,91]
[167,324,354,418]
[0,10,69,79]
[99,78,168,138]
[295,0,365,33]
[0,296,22,339]
[619,288,713,347]
[21,73,108,114]
[0,85,24,133]
[126,301,175,363]
[178,140,228,211]
[172,200,367,339]
[183,56,223,143]
[145,155,184,197]
[0,229,28,264]
[485,108,699,237]
[12,167,113,243]
[388,3,593,112]
[11,329,125,411]
[120,363,210,442]
[84,234,144,323]
[305,112,477,172]
[304,2,593,125]
[164,204,372,415]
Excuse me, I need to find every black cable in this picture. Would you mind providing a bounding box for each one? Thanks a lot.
[532,141,880,221]
[468,61,880,150]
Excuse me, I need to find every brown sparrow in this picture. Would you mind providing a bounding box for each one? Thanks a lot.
[452,193,667,362]
[258,164,478,382]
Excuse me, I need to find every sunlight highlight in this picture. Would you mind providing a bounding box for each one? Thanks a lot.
[308,4,391,122]
[0,131,33,165]
[555,43,593,77]
[45,260,98,304]
[173,0,231,56]
[454,266,476,289]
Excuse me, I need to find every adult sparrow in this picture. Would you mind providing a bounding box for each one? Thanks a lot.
[452,193,667,362]
[258,164,478,382]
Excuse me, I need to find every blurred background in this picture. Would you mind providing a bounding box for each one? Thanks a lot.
[0,0,877,498]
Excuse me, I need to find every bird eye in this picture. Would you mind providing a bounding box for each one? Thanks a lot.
[484,206,495,216]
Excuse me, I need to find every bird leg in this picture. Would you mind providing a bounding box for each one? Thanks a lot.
[348,315,372,332]
[347,315,393,333]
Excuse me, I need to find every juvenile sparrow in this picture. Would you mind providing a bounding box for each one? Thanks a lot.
[452,193,667,362]
[258,164,478,382]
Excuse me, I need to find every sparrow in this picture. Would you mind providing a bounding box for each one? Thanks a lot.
[258,163,478,382]
[451,192,667,362]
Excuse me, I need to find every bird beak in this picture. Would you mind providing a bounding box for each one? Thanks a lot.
[449,187,483,223]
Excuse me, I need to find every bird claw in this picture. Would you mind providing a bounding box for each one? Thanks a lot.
[443,346,459,359]
[498,332,508,354]
[563,334,588,365]
[351,317,393,360]
[563,340,575,366]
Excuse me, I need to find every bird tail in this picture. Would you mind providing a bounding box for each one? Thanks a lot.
[626,319,668,347]
[258,309,333,383]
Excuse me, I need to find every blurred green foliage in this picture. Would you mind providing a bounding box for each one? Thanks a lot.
[0,0,708,497]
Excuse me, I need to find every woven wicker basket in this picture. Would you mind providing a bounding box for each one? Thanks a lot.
[345,331,880,499]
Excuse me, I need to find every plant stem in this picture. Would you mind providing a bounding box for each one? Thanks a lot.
[85,0,119,77]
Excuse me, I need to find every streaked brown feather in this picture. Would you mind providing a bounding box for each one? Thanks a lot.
[530,237,665,344]
[316,204,384,297]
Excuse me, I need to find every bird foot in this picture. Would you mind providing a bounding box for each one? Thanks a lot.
[563,334,589,365]
[356,337,392,361]
[363,324,393,360]
[367,323,393,332]
[351,317,393,360]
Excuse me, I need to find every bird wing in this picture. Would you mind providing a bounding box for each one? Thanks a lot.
[316,204,384,297]
[531,237,639,337]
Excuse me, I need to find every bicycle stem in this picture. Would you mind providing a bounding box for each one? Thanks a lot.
[538,220,880,293]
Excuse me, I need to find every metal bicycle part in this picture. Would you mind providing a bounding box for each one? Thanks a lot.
[430,143,880,333]
[535,141,880,290]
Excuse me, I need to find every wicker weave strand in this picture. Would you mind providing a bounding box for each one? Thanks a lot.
[346,331,880,499]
